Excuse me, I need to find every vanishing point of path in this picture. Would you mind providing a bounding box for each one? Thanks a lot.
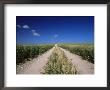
[17,45,94,74]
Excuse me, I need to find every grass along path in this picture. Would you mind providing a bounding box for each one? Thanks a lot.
[42,45,77,74]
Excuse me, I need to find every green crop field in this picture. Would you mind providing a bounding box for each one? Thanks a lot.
[16,44,54,65]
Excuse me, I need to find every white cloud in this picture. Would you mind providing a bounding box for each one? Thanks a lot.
[32,30,40,36]
[54,34,58,38]
[23,25,30,29]
[16,25,21,28]
[33,32,40,36]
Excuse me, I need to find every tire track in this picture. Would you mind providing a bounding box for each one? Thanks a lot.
[60,47,94,74]
[16,47,55,74]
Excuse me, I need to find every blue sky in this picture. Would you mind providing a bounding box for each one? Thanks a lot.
[16,16,94,44]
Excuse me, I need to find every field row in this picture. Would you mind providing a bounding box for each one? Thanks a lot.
[58,44,94,63]
[16,44,54,64]
[16,43,94,66]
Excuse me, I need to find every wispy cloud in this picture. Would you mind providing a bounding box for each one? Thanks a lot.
[32,30,40,36]
[17,25,21,28]
[23,25,30,29]
[33,32,40,36]
[54,34,58,38]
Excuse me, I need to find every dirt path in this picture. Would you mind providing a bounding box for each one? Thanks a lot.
[60,47,94,74]
[16,47,55,74]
